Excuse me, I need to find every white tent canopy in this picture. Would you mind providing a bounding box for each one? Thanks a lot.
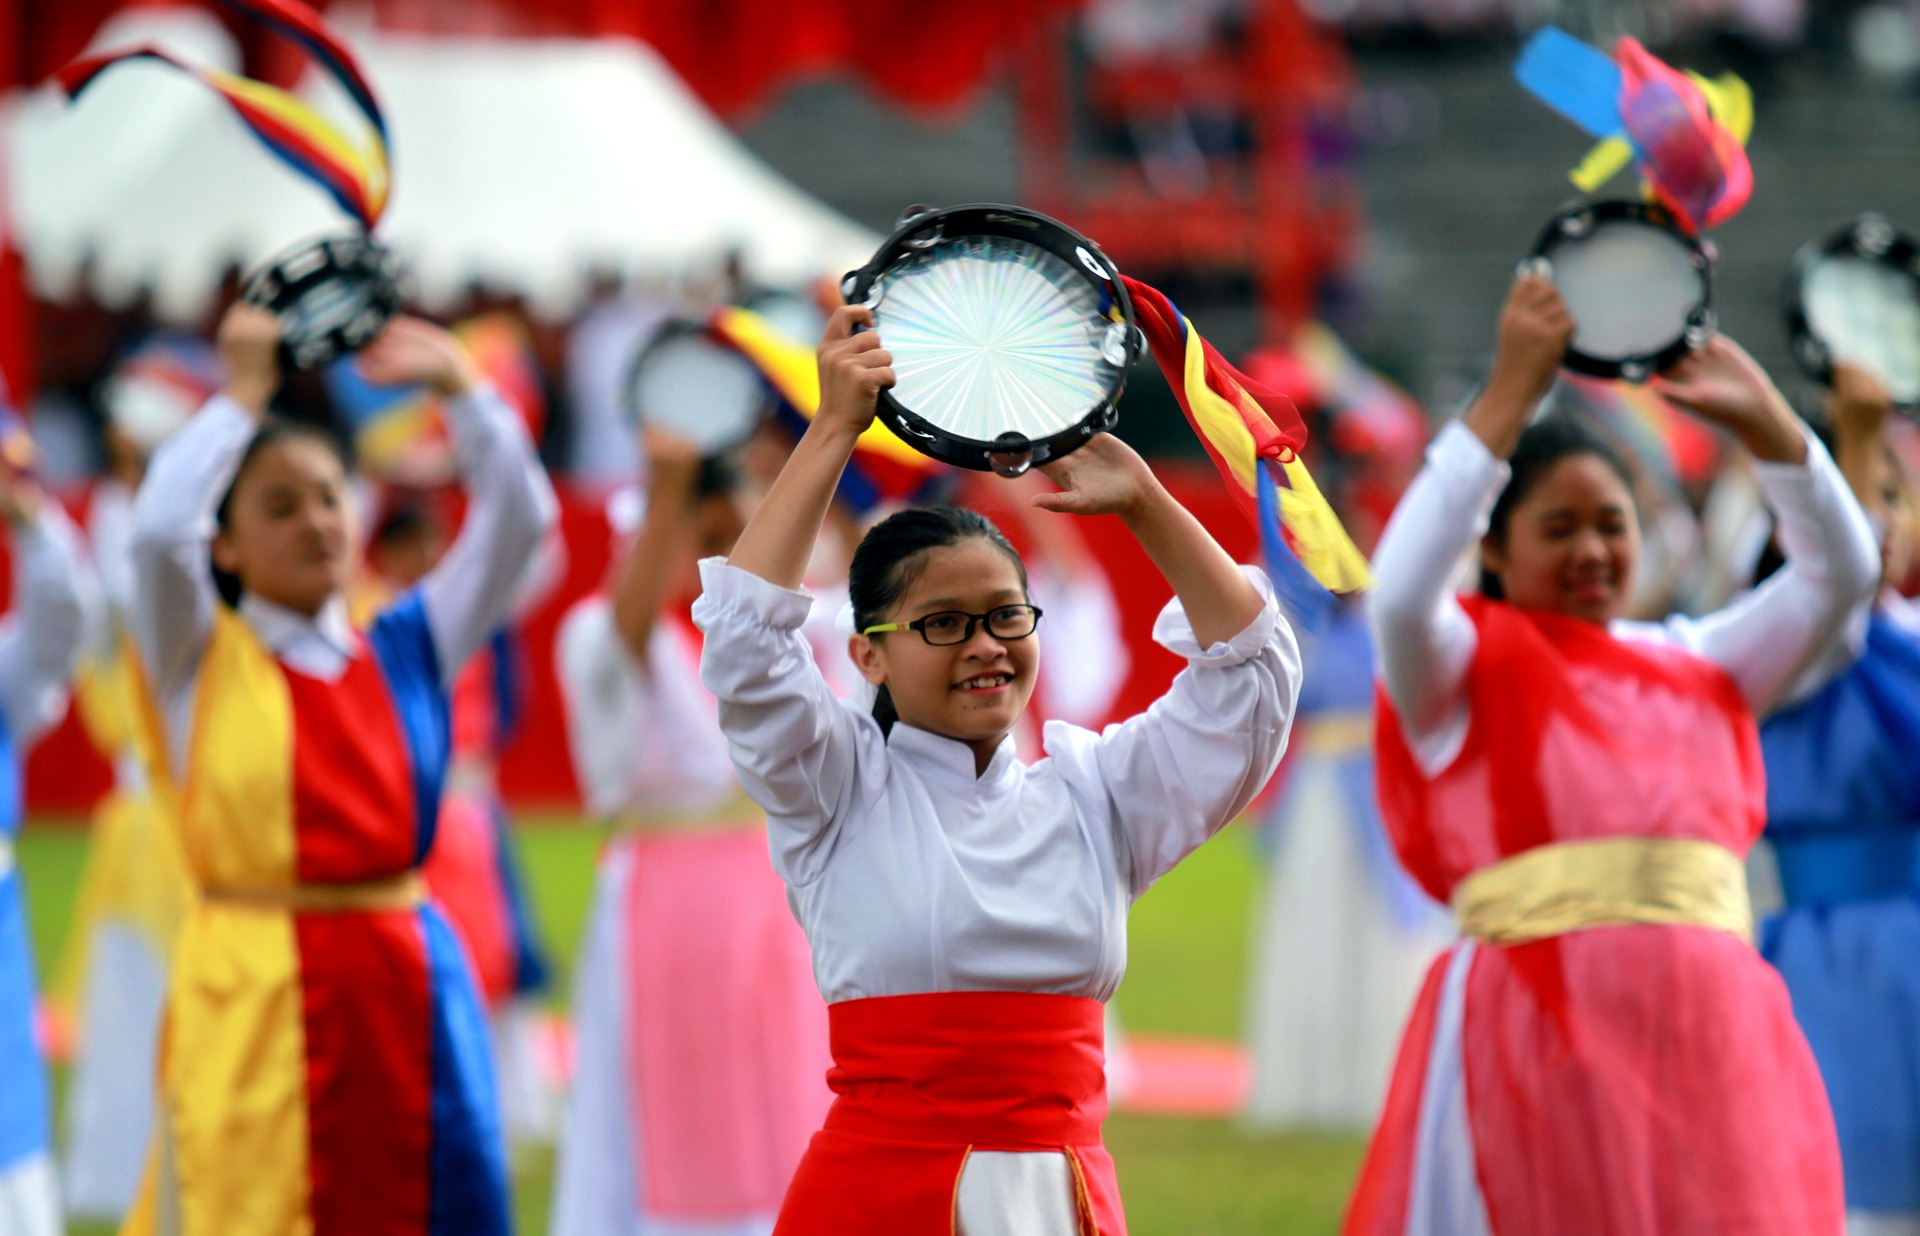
[10,9,880,321]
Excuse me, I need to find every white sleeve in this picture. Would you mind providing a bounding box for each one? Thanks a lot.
[0,503,94,745]
[420,385,558,686]
[692,557,877,885]
[128,396,258,702]
[1368,421,1505,772]
[556,599,644,819]
[1063,566,1301,896]
[1639,427,1879,718]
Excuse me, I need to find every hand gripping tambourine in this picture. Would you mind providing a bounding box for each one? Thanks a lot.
[840,204,1142,477]
[622,318,774,455]
[1531,200,1715,381]
[241,234,403,372]
[1785,213,1920,414]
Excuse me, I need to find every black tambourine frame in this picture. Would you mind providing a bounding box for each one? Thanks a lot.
[841,204,1142,475]
[1784,213,1920,416]
[1531,199,1714,381]
[241,233,403,373]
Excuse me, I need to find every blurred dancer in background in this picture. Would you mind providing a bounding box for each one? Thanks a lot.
[1757,362,1920,1235]
[550,426,831,1236]
[1347,272,1872,1235]
[0,432,97,1236]
[122,304,552,1235]
[58,339,212,1222]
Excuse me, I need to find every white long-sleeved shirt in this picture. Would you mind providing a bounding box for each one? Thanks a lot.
[0,503,92,760]
[130,389,556,779]
[693,556,1302,1003]
[1371,420,1880,776]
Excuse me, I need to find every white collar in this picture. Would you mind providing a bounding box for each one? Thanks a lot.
[239,592,358,661]
[887,722,1019,787]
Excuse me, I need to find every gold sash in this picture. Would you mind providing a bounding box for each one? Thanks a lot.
[609,789,764,834]
[1452,837,1753,946]
[202,872,424,913]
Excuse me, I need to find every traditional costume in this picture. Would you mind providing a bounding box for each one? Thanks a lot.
[420,629,555,1146]
[1345,421,1871,1235]
[692,556,1301,1235]
[1761,592,1920,1232]
[0,504,94,1236]
[549,592,831,1236]
[121,384,552,1236]
[1244,597,1451,1131]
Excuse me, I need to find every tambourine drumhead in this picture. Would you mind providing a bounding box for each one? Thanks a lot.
[1532,201,1713,381]
[241,234,402,372]
[843,204,1139,475]
[623,320,770,455]
[1787,215,1920,409]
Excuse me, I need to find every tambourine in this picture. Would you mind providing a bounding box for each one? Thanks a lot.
[241,234,403,372]
[622,319,773,455]
[1531,200,1714,382]
[1785,214,1920,413]
[841,204,1141,476]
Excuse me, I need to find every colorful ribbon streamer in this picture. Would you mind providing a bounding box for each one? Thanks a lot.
[59,0,390,232]
[705,306,943,515]
[1120,277,1371,624]
[1515,26,1752,233]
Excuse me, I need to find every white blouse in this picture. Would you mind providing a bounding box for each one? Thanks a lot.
[1372,420,1881,776]
[130,389,555,779]
[692,556,1302,1004]
[0,504,92,750]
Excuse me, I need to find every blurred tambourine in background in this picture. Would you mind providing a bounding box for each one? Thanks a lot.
[1785,213,1920,415]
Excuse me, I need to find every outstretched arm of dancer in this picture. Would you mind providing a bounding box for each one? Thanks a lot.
[726,306,891,587]
[609,428,700,659]
[1647,339,1879,716]
[129,303,277,700]
[0,470,92,745]
[1371,272,1569,755]
[696,305,893,874]
[361,320,557,686]
[1031,433,1264,649]
[1031,433,1302,891]
[1828,362,1896,527]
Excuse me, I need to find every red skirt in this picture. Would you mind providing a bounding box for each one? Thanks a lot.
[774,990,1125,1235]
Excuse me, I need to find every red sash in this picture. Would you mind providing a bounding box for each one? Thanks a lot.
[774,991,1125,1235]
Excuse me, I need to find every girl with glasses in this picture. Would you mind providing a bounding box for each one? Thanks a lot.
[692,304,1304,1234]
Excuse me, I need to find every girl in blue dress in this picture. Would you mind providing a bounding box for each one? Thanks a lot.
[1760,361,1920,1235]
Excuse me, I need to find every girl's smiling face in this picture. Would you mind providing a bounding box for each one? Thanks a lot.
[850,537,1040,771]
[1482,452,1641,626]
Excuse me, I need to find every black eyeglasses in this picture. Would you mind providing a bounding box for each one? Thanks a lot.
[862,604,1044,647]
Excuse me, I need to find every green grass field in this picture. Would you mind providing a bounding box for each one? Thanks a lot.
[17,816,1365,1235]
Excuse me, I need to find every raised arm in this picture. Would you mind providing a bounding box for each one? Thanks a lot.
[1371,272,1568,761]
[1031,433,1263,647]
[0,493,94,745]
[358,319,558,685]
[1646,337,1878,716]
[609,428,702,659]
[129,304,275,700]
[726,305,891,588]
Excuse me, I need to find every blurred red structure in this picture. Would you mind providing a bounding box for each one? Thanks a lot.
[2,0,1075,119]
[1015,0,1360,342]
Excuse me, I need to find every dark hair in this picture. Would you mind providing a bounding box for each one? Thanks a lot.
[211,419,349,607]
[1480,415,1637,600]
[849,506,1028,735]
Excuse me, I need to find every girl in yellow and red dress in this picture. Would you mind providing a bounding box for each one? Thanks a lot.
[694,305,1303,1234]
[1345,272,1874,1235]
[122,302,555,1236]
